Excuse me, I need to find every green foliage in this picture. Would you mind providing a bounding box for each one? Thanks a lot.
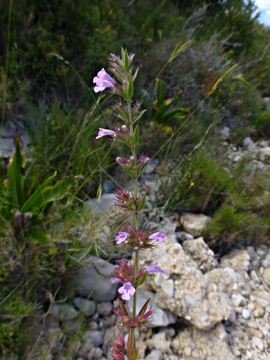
[147,79,190,125]
[0,289,33,356]
[161,149,231,213]
[204,203,269,247]
[0,0,180,105]
[3,135,79,244]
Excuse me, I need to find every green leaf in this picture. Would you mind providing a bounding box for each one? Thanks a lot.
[26,226,50,244]
[136,193,146,211]
[7,136,26,210]
[97,184,102,200]
[132,68,139,82]
[233,74,254,90]
[124,49,129,72]
[128,53,135,66]
[134,272,147,287]
[110,69,123,83]
[20,172,57,213]
[138,161,149,176]
[118,164,135,178]
[134,109,147,123]
[21,174,77,213]
[133,125,139,146]
[114,106,129,122]
[157,107,189,123]
[129,349,138,360]
[156,79,165,106]
[138,298,151,317]
[134,110,147,123]
[169,41,190,63]
[127,75,134,99]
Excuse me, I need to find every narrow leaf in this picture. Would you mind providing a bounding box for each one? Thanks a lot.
[118,164,135,177]
[21,175,77,213]
[138,162,149,176]
[134,272,147,287]
[97,184,102,200]
[132,68,139,82]
[110,69,123,83]
[7,136,26,209]
[127,76,134,99]
[127,329,133,356]
[134,109,147,123]
[20,172,57,213]
[117,298,129,316]
[233,74,254,90]
[138,298,151,317]
[133,125,139,146]
[124,50,129,72]
[136,193,146,211]
[156,79,165,106]
[129,348,139,360]
[114,106,129,122]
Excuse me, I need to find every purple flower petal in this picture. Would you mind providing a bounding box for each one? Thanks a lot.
[115,232,130,244]
[96,128,116,139]
[110,277,122,283]
[118,282,136,300]
[93,68,116,93]
[148,231,165,243]
[147,263,165,274]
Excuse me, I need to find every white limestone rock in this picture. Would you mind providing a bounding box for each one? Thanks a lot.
[139,236,235,330]
[182,237,218,272]
[180,213,211,237]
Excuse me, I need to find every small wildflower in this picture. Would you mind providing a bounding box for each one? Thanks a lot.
[137,155,150,170]
[148,231,165,243]
[147,263,165,274]
[112,259,146,285]
[96,128,116,139]
[113,125,130,137]
[115,231,130,244]
[118,282,136,300]
[114,189,141,211]
[93,68,116,92]
[110,334,127,360]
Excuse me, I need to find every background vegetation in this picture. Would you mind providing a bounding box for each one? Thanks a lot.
[1,0,270,357]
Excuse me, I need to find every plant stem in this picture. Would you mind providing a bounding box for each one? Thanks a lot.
[127,99,139,352]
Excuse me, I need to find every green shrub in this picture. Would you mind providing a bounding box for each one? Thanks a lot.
[204,202,270,249]
[159,148,231,213]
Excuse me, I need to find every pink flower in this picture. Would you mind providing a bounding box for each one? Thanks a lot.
[147,263,165,274]
[115,231,130,244]
[93,68,116,92]
[96,128,116,139]
[118,282,136,300]
[148,231,165,243]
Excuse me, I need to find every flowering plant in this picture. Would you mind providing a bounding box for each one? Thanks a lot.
[93,49,165,360]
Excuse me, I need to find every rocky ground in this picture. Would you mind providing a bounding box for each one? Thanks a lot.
[2,122,270,359]
[21,212,270,360]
